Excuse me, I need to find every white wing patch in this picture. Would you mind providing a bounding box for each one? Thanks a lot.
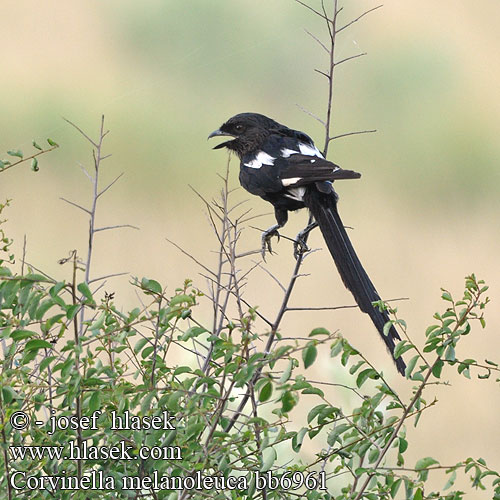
[281,148,298,158]
[282,177,302,187]
[244,151,275,169]
[281,143,324,159]
[298,142,324,158]
[284,187,306,201]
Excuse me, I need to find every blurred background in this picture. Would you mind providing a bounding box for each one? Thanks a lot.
[2,0,499,495]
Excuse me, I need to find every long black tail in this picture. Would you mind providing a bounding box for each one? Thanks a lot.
[304,189,406,375]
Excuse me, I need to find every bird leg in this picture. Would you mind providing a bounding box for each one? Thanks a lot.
[293,221,318,259]
[261,224,282,259]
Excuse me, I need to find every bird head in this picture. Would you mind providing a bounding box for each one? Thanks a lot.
[208,112,281,157]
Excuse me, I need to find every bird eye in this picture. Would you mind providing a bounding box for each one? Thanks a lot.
[234,124,244,132]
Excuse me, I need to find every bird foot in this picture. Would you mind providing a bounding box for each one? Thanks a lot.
[293,221,318,260]
[293,237,310,260]
[261,225,281,260]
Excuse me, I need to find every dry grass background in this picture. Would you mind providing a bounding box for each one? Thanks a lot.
[1,0,499,496]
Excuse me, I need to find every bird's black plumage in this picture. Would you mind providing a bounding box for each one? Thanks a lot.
[209,112,406,375]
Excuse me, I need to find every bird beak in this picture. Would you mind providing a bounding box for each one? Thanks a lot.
[208,129,235,150]
[207,129,234,140]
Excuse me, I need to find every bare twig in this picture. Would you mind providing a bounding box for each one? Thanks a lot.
[60,197,91,215]
[330,129,377,141]
[94,224,139,232]
[336,4,383,33]
[336,52,367,65]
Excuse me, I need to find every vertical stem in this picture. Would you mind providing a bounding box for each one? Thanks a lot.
[71,251,83,481]
[323,0,339,157]
[0,398,12,500]
[150,297,163,389]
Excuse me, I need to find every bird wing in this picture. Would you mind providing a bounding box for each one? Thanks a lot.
[276,154,361,187]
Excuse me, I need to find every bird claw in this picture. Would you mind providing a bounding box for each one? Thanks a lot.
[293,237,310,260]
[261,228,280,260]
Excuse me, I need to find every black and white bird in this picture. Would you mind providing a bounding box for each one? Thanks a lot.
[209,112,405,375]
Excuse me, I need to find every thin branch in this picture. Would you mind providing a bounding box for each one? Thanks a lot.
[166,238,216,278]
[59,197,91,215]
[97,172,124,198]
[336,52,367,65]
[78,162,93,183]
[314,68,330,79]
[63,117,98,148]
[0,144,59,174]
[336,5,383,33]
[295,103,326,127]
[21,235,27,276]
[330,129,377,141]
[294,0,332,24]
[287,297,408,311]
[253,261,286,293]
[304,28,330,53]
[88,272,129,284]
[94,224,139,232]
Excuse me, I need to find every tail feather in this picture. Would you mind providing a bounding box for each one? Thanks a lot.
[304,189,406,375]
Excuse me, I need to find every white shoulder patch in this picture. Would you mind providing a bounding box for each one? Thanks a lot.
[244,151,275,169]
[282,177,302,187]
[298,142,324,158]
[281,148,299,158]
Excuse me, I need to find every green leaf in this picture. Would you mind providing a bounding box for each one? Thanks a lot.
[88,391,100,413]
[65,304,80,320]
[302,387,324,397]
[2,386,19,404]
[279,359,293,383]
[309,327,330,337]
[25,339,53,352]
[40,356,57,372]
[173,366,192,376]
[31,158,39,172]
[432,359,444,378]
[307,404,328,424]
[134,338,149,354]
[394,340,414,359]
[390,478,402,498]
[141,277,162,294]
[34,299,56,320]
[7,150,23,159]
[368,447,380,463]
[261,446,276,472]
[330,338,343,357]
[443,469,457,490]
[32,140,43,150]
[47,138,59,147]
[77,282,95,305]
[291,427,308,452]
[327,423,350,446]
[383,320,393,337]
[415,457,439,470]
[259,380,273,402]
[405,354,420,378]
[413,488,423,500]
[185,422,204,441]
[398,437,408,453]
[356,368,378,388]
[89,312,106,331]
[280,390,297,413]
[302,344,317,369]
[181,326,207,341]
[170,294,194,306]
[10,329,37,341]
